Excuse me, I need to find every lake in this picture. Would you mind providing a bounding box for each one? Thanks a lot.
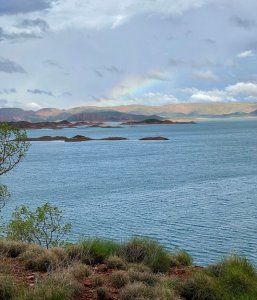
[1,119,257,265]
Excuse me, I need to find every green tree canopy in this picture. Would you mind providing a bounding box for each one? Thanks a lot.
[0,123,30,176]
[7,203,71,248]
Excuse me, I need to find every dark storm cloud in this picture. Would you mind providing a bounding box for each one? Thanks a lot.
[19,18,49,32]
[0,57,26,73]
[27,89,54,96]
[231,16,256,30]
[0,0,56,15]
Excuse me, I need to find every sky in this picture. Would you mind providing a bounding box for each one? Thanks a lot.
[1,0,257,110]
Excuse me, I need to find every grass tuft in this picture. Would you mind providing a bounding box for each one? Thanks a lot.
[110,271,129,288]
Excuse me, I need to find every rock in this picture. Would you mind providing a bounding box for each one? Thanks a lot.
[122,118,196,125]
[140,136,169,141]
[100,137,128,140]
[25,136,67,141]
[65,135,93,142]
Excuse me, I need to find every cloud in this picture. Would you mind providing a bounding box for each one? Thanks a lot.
[0,27,40,42]
[237,50,254,58]
[193,70,219,81]
[190,89,235,102]
[169,58,214,69]
[101,92,179,106]
[9,0,210,31]
[94,70,104,77]
[18,18,49,32]
[184,81,257,103]
[0,0,55,15]
[44,59,62,69]
[0,57,26,73]
[231,16,256,30]
[27,89,54,97]
[226,82,257,97]
[0,88,16,94]
[0,99,8,107]
[103,65,123,74]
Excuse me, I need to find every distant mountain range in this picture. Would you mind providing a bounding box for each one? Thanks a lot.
[0,103,257,122]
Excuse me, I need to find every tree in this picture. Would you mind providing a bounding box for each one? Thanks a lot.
[7,203,72,248]
[0,123,30,176]
[0,123,30,211]
[0,185,10,212]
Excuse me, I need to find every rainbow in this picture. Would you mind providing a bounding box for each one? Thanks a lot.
[109,70,171,100]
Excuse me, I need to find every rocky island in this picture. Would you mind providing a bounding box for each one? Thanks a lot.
[140,136,169,141]
[21,135,170,142]
[122,118,196,125]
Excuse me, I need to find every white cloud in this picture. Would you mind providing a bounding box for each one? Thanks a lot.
[101,92,179,106]
[193,70,219,81]
[190,89,235,102]
[237,50,254,58]
[0,0,211,33]
[226,82,257,97]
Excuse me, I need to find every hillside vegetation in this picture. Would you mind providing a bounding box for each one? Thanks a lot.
[1,237,257,300]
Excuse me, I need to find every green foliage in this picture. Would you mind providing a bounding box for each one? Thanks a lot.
[120,238,171,273]
[0,123,30,176]
[181,272,221,300]
[68,238,121,264]
[7,203,71,248]
[209,255,257,299]
[110,271,129,288]
[181,255,257,300]
[0,185,10,213]
[170,250,193,267]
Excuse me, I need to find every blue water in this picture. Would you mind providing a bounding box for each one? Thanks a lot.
[1,119,257,265]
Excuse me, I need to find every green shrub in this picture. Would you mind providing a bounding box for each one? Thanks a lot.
[68,262,91,280]
[128,270,159,286]
[172,250,193,267]
[69,239,121,264]
[0,275,16,300]
[209,255,257,299]
[7,203,71,249]
[120,282,155,300]
[120,238,171,273]
[105,255,127,270]
[181,272,221,300]
[110,271,129,288]
[0,239,27,258]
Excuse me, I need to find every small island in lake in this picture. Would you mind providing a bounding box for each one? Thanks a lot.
[122,118,196,125]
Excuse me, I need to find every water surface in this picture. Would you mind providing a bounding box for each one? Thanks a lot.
[1,119,257,265]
